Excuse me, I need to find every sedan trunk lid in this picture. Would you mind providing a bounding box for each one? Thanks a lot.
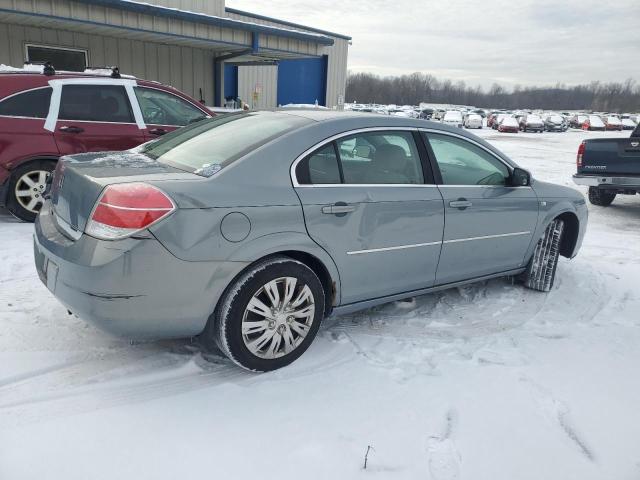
[50,151,197,232]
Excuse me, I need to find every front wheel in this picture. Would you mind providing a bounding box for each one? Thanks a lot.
[203,256,326,371]
[7,160,56,222]
[523,219,565,292]
[588,187,616,206]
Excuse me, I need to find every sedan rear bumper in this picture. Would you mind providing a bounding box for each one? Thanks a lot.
[34,201,249,339]
[573,174,640,189]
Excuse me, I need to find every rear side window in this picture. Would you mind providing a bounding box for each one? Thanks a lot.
[59,85,134,123]
[0,87,52,118]
[337,131,424,184]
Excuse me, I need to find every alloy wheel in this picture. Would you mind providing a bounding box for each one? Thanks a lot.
[241,276,315,359]
[14,170,49,213]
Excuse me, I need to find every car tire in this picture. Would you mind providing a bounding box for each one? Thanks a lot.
[588,187,616,206]
[523,218,565,292]
[203,256,326,372]
[7,160,56,222]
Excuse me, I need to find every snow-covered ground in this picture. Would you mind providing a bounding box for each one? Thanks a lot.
[1,129,640,480]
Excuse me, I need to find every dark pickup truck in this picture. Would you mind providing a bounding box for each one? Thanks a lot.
[573,124,640,206]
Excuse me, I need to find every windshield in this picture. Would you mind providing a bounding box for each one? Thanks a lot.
[143,112,311,176]
[589,115,605,127]
[549,115,563,122]
[527,115,542,123]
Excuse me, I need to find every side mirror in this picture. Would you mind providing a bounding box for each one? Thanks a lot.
[511,167,531,187]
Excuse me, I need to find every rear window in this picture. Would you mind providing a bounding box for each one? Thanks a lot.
[0,87,52,118]
[143,112,311,176]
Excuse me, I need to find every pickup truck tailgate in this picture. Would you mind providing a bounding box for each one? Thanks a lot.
[580,138,640,175]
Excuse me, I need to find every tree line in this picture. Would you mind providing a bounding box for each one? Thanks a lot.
[346,72,640,112]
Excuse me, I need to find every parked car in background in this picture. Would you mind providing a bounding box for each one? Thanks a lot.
[570,114,589,129]
[498,116,519,133]
[621,118,637,130]
[582,115,606,131]
[573,124,640,206]
[603,115,623,131]
[463,113,483,129]
[442,110,463,128]
[544,114,567,132]
[0,65,212,221]
[34,111,587,371]
[491,114,509,130]
[519,114,544,133]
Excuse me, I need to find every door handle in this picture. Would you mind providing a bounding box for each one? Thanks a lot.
[58,125,84,134]
[321,203,356,215]
[149,128,168,136]
[449,199,473,209]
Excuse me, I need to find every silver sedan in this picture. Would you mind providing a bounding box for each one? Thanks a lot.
[34,111,588,371]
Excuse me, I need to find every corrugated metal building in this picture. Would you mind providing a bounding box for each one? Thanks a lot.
[0,0,350,109]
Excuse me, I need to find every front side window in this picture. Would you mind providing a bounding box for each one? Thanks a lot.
[425,133,510,186]
[336,131,424,184]
[143,112,311,176]
[0,87,52,118]
[59,85,134,123]
[134,87,207,126]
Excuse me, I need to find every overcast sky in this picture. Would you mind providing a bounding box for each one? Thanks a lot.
[227,0,640,90]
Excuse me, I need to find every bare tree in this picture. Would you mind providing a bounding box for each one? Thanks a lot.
[346,71,640,112]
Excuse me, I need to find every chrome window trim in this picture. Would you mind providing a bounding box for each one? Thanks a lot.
[345,231,532,255]
[0,86,53,119]
[55,119,139,125]
[347,241,442,255]
[443,231,531,244]
[290,126,423,188]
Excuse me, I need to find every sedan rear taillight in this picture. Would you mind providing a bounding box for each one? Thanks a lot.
[577,141,586,168]
[86,183,175,240]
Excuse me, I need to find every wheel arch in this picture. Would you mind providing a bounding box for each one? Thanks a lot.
[555,211,580,259]
[6,155,59,172]
[224,232,342,314]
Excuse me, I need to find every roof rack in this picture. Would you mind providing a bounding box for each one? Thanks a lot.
[22,61,55,75]
[84,66,121,78]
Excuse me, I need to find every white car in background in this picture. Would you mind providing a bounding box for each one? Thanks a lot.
[464,113,483,129]
[621,118,637,130]
[442,110,463,127]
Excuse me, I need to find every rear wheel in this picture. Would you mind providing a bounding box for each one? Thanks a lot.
[523,219,565,292]
[588,187,616,206]
[7,160,56,222]
[203,256,325,371]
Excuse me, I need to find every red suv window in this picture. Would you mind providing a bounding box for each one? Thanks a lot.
[59,85,134,123]
[0,87,52,118]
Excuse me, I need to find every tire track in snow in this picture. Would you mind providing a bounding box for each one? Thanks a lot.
[0,350,255,427]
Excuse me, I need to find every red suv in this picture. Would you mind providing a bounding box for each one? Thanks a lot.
[0,66,212,221]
